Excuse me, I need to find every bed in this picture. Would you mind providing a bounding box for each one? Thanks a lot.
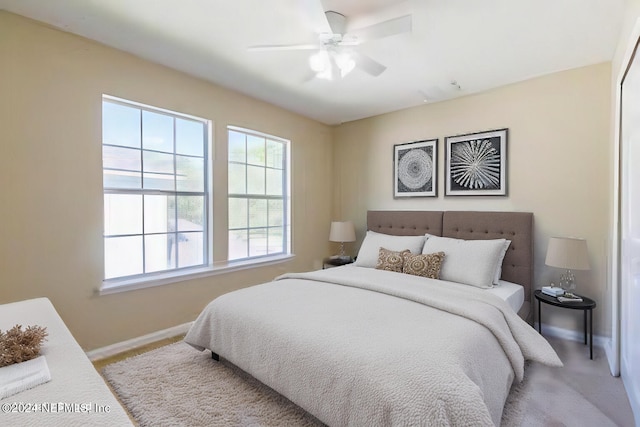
[185,211,562,426]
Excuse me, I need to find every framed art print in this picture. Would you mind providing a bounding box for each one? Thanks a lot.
[445,129,507,196]
[393,139,437,198]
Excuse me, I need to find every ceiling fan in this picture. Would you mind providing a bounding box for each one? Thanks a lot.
[248,8,412,80]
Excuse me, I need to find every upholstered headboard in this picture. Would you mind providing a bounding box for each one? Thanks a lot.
[367,210,533,322]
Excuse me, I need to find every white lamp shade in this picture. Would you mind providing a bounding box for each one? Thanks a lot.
[545,237,590,270]
[329,221,356,243]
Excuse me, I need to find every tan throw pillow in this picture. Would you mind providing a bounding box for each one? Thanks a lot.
[376,247,410,273]
[403,251,445,279]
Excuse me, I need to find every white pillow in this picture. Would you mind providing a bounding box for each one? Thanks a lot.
[493,240,512,285]
[422,235,508,289]
[354,231,426,268]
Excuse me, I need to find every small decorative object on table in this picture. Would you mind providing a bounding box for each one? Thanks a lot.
[557,293,583,302]
[0,324,48,367]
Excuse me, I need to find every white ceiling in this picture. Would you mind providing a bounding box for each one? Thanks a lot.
[0,0,627,125]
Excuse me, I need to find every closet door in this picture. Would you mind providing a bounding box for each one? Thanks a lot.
[620,39,640,408]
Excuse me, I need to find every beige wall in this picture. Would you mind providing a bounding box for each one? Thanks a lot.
[332,63,612,335]
[0,10,618,348]
[0,12,333,350]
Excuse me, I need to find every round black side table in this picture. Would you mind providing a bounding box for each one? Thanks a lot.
[534,290,597,359]
[322,257,354,269]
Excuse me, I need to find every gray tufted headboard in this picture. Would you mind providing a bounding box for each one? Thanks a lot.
[367,210,533,322]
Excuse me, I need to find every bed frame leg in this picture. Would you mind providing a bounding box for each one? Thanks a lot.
[211,351,219,361]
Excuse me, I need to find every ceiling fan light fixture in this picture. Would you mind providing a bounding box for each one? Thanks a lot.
[309,50,330,72]
[335,52,355,77]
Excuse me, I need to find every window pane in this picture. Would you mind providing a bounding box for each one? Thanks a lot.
[176,155,204,192]
[268,200,283,226]
[266,140,283,169]
[145,234,175,273]
[143,151,175,190]
[228,163,246,194]
[103,146,141,189]
[103,170,142,190]
[229,229,248,260]
[247,135,265,166]
[104,194,142,236]
[103,101,140,148]
[144,195,174,234]
[247,165,265,195]
[143,151,174,174]
[103,146,141,172]
[249,228,268,257]
[143,172,175,191]
[229,198,248,229]
[249,199,268,227]
[176,118,204,157]
[268,227,284,254]
[143,110,173,152]
[104,236,143,279]
[177,196,204,231]
[266,169,283,196]
[178,232,204,267]
[229,131,246,163]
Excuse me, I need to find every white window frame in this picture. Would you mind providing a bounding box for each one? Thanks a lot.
[101,95,212,290]
[227,126,291,262]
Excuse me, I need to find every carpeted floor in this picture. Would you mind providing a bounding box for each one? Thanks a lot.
[101,337,635,427]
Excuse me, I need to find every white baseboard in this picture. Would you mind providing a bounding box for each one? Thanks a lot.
[86,322,193,361]
[534,322,607,348]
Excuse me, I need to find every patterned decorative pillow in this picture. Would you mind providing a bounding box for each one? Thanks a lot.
[376,247,410,273]
[402,251,445,279]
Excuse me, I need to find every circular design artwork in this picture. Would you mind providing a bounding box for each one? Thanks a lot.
[450,139,500,189]
[398,148,433,190]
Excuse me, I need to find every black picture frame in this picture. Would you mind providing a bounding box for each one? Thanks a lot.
[445,129,508,196]
[393,139,438,198]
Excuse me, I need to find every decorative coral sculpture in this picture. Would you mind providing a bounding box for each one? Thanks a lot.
[0,324,48,367]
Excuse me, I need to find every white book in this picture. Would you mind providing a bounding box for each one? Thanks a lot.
[541,286,564,297]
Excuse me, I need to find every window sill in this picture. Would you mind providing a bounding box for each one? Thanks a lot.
[99,254,295,296]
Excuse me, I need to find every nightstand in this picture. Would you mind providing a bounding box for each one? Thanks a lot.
[534,289,596,359]
[322,257,354,269]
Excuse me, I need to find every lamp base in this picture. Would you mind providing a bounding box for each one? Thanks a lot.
[559,269,576,291]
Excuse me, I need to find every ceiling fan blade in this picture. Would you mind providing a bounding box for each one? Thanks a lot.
[349,14,412,42]
[248,44,319,51]
[352,51,387,77]
[298,0,332,34]
[324,11,347,35]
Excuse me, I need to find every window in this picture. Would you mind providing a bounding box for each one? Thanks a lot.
[228,126,290,261]
[102,95,210,281]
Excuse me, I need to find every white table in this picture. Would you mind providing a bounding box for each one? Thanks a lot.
[0,298,133,426]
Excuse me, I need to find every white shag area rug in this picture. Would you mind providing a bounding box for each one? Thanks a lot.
[102,341,528,427]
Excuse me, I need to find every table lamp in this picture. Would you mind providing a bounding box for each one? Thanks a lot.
[329,221,356,260]
[544,237,590,292]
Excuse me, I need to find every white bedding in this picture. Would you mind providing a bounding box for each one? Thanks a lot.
[488,280,525,313]
[186,266,561,426]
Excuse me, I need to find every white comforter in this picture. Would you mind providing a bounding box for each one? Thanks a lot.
[185,266,562,426]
